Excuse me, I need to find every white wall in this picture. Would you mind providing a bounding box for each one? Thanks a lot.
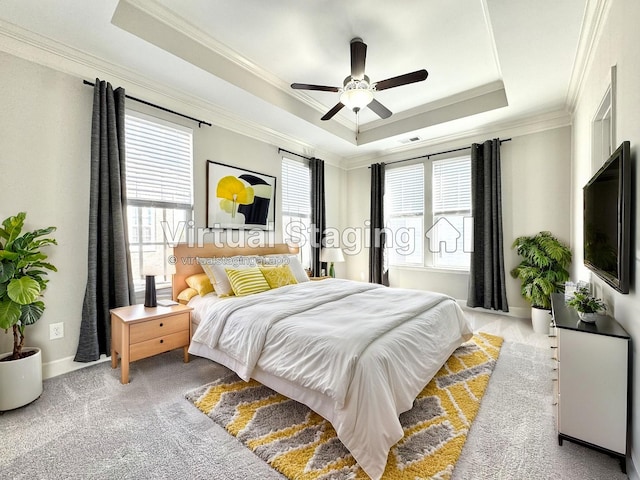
[0,51,346,377]
[570,0,640,473]
[346,126,572,316]
[0,52,92,373]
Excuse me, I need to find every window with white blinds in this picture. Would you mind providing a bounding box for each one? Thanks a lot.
[281,157,312,268]
[431,157,471,269]
[385,163,424,265]
[125,114,193,207]
[124,112,193,291]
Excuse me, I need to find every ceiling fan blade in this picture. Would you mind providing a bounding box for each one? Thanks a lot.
[374,69,428,91]
[368,99,392,119]
[321,102,345,121]
[350,38,367,80]
[291,83,340,92]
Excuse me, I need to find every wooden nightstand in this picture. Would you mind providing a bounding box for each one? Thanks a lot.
[310,276,331,281]
[110,304,193,384]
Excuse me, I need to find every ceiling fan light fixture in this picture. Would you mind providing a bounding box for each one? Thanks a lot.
[340,78,374,111]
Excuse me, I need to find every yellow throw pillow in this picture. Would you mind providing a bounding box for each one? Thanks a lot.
[177,287,198,304]
[259,265,298,289]
[199,256,259,296]
[185,273,214,296]
[225,267,271,297]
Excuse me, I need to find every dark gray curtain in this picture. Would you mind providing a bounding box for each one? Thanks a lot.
[310,157,326,277]
[75,79,135,362]
[467,139,509,312]
[369,163,389,285]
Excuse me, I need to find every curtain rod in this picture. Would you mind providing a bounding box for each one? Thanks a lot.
[278,148,313,161]
[83,80,212,128]
[379,137,512,168]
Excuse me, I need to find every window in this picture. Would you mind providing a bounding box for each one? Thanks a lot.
[281,157,311,268]
[125,112,193,292]
[431,157,471,269]
[384,156,471,270]
[385,163,424,266]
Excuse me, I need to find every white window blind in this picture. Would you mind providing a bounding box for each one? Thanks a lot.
[282,157,311,216]
[124,112,193,294]
[386,163,425,217]
[385,163,424,265]
[125,114,193,207]
[431,157,471,269]
[433,157,471,214]
[282,157,311,268]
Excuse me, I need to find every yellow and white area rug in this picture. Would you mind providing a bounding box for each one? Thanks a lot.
[185,332,503,480]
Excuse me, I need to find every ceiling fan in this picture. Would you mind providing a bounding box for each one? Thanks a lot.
[291,37,428,121]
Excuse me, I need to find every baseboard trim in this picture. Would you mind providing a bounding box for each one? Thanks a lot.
[628,452,639,480]
[456,299,530,319]
[43,354,110,380]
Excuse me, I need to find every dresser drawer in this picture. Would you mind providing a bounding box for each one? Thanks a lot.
[129,312,190,343]
[130,330,190,362]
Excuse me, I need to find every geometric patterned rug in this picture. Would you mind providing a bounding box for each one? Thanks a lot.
[185,332,503,480]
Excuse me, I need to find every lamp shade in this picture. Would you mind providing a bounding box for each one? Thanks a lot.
[320,247,345,264]
[340,88,374,111]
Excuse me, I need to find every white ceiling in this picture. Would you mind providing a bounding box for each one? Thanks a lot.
[0,0,587,162]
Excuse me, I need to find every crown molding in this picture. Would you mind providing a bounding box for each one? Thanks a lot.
[111,0,357,144]
[343,109,572,170]
[0,18,343,168]
[566,0,612,113]
[121,0,355,133]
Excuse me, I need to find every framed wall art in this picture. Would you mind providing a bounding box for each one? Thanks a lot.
[206,161,276,230]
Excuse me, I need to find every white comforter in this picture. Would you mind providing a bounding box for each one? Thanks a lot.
[190,279,472,479]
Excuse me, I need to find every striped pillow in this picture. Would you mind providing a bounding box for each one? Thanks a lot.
[225,267,271,297]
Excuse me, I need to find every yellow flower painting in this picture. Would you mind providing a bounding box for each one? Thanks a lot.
[216,176,255,218]
[207,161,276,230]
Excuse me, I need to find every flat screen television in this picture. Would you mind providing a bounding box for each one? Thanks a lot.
[583,140,631,293]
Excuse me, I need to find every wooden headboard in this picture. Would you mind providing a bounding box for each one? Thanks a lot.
[171,243,298,300]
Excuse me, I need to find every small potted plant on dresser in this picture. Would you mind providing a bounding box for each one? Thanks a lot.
[510,231,572,334]
[0,212,57,410]
[566,286,606,323]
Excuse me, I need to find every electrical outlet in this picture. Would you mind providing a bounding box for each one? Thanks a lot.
[49,322,64,340]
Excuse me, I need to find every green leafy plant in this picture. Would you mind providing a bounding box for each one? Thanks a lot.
[510,231,572,309]
[0,212,57,360]
[566,286,606,314]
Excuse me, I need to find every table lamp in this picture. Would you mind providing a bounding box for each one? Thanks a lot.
[320,247,345,278]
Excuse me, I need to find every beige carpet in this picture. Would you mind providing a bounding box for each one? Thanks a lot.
[186,332,503,479]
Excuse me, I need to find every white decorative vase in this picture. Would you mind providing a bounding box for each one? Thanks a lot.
[531,307,552,334]
[578,311,599,324]
[0,347,43,411]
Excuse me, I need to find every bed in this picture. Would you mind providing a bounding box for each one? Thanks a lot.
[173,243,473,480]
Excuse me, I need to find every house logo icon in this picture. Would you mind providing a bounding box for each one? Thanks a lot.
[425,217,474,253]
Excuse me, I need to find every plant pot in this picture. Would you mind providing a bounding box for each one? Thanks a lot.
[531,307,552,334]
[0,348,43,411]
[578,312,599,324]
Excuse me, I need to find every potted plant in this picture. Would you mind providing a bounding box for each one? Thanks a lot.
[0,212,57,410]
[510,231,572,333]
[566,286,606,323]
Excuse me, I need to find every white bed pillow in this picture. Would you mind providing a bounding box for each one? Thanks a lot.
[261,254,309,283]
[198,255,259,296]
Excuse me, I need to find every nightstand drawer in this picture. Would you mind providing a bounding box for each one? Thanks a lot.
[129,312,190,343]
[130,330,190,362]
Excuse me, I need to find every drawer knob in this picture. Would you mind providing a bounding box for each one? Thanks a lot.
[160,322,164,327]
[160,339,164,344]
